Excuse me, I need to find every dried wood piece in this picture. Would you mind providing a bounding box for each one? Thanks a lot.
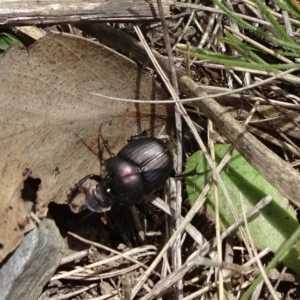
[0,0,173,27]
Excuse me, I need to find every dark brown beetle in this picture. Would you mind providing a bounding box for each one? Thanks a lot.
[70,137,173,212]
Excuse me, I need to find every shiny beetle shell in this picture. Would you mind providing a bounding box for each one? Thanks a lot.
[118,138,173,194]
[70,136,174,212]
[102,137,173,206]
[102,156,145,205]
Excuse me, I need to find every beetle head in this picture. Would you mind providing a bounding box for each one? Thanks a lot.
[85,183,114,213]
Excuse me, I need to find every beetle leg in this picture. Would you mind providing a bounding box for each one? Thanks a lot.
[127,129,148,142]
[103,139,114,157]
[68,174,102,198]
[98,125,114,157]
[97,124,103,159]
[172,165,210,178]
[127,125,164,142]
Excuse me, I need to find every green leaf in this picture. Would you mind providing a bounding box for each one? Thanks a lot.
[211,0,300,54]
[185,47,300,71]
[0,33,24,50]
[185,144,300,275]
[221,34,268,64]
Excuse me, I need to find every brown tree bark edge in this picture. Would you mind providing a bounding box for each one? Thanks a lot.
[0,0,171,27]
[77,23,300,209]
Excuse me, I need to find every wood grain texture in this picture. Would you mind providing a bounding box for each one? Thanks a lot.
[0,32,173,262]
[0,0,173,27]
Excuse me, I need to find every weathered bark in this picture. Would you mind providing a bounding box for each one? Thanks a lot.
[0,0,173,27]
